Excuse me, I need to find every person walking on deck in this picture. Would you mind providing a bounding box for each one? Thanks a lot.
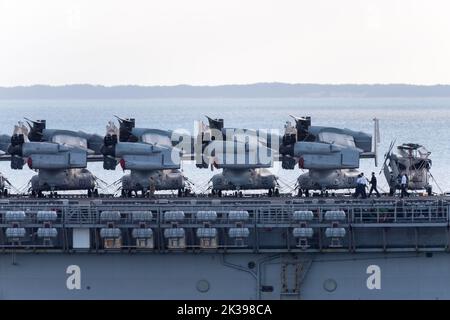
[400,173,409,198]
[369,172,380,198]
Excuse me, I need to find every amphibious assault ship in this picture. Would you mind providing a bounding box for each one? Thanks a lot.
[1,195,449,300]
[0,116,447,300]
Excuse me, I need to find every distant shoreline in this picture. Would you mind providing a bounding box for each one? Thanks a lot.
[2,83,450,99]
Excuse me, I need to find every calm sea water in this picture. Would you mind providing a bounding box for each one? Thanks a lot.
[0,98,448,194]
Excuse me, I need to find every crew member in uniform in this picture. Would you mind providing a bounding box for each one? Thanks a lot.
[401,173,409,198]
[354,173,368,198]
[360,172,368,198]
[368,172,380,198]
[354,173,362,198]
[149,177,156,198]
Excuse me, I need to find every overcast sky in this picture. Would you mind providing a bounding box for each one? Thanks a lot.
[0,0,449,86]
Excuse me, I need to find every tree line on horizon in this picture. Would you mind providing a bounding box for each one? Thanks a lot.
[1,83,450,99]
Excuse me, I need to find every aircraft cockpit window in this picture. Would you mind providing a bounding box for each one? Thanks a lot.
[142,133,172,146]
[318,132,355,147]
[397,148,410,158]
[418,146,431,158]
[52,134,87,148]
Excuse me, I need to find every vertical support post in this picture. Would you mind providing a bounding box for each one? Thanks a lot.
[373,118,380,167]
[255,208,259,253]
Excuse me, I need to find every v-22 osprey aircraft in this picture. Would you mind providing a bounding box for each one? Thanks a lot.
[100,117,191,197]
[6,119,103,197]
[279,116,379,196]
[196,116,279,196]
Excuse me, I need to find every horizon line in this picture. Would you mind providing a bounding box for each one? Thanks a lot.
[2,82,450,88]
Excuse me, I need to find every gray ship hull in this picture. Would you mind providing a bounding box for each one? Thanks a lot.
[1,252,449,299]
[1,196,450,299]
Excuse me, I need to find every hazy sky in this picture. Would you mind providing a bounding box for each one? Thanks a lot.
[0,0,449,86]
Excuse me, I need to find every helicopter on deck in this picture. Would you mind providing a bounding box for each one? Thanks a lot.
[381,142,433,196]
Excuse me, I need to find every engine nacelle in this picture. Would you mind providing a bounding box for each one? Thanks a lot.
[114,142,181,171]
[119,154,180,170]
[293,141,361,170]
[293,142,343,156]
[9,140,88,170]
[299,149,360,169]
[22,142,71,156]
[27,148,87,169]
[115,142,168,157]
